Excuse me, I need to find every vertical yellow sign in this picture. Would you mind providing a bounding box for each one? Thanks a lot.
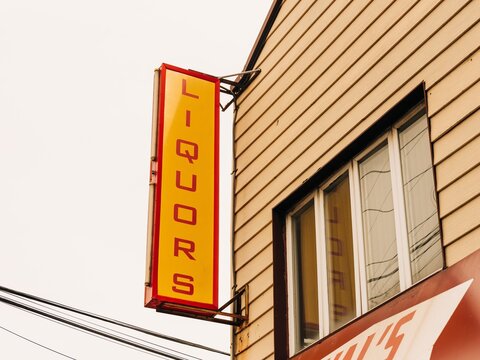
[145,64,219,311]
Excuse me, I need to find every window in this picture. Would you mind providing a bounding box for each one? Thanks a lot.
[286,104,442,354]
[288,199,319,349]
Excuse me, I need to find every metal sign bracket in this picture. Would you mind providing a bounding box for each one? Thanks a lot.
[156,285,249,327]
[217,69,261,111]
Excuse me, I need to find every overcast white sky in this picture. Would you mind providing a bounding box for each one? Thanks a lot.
[0,1,271,359]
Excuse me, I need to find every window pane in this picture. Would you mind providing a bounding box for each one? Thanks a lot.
[359,143,400,309]
[399,114,442,283]
[324,173,356,332]
[292,201,319,349]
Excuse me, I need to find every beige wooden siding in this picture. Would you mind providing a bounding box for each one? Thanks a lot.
[445,227,480,265]
[244,265,273,304]
[233,0,480,358]
[235,0,477,219]
[433,109,480,165]
[234,221,271,258]
[236,333,274,360]
[435,127,480,191]
[236,310,273,353]
[439,163,480,218]
[433,75,480,264]
[235,243,272,289]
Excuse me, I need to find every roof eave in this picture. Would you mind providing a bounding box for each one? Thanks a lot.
[232,0,283,97]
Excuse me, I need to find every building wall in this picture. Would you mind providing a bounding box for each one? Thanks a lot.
[232,0,480,358]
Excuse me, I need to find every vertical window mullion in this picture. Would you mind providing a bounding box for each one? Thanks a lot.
[316,189,329,336]
[348,163,363,317]
[351,159,369,313]
[285,212,296,355]
[388,130,412,290]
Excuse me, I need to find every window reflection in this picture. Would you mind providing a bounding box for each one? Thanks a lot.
[324,173,356,331]
[359,143,400,309]
[292,201,319,350]
[398,114,442,283]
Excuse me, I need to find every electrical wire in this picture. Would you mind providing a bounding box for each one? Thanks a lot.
[0,295,185,360]
[3,298,168,360]
[4,291,203,360]
[0,323,76,359]
[0,284,229,357]
[16,314,172,360]
[0,294,191,360]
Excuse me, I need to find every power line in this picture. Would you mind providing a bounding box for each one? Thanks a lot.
[0,323,76,359]
[5,291,203,360]
[0,284,229,357]
[0,294,191,360]
[18,313,172,360]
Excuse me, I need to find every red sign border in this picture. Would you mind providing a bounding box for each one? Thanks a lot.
[146,63,220,311]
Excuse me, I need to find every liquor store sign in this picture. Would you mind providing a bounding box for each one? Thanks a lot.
[145,64,219,311]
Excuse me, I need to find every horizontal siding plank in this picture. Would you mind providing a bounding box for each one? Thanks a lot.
[441,194,480,245]
[445,226,480,266]
[236,332,274,360]
[435,133,480,190]
[430,80,480,141]
[234,221,272,251]
[433,109,480,164]
[235,221,271,252]
[236,243,273,289]
[439,164,480,219]
[235,208,272,248]
[236,241,270,274]
[243,265,274,304]
[424,31,480,90]
[235,226,272,269]
[234,2,478,230]
[236,310,274,353]
[234,219,271,256]
[427,48,480,117]
[249,287,273,322]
